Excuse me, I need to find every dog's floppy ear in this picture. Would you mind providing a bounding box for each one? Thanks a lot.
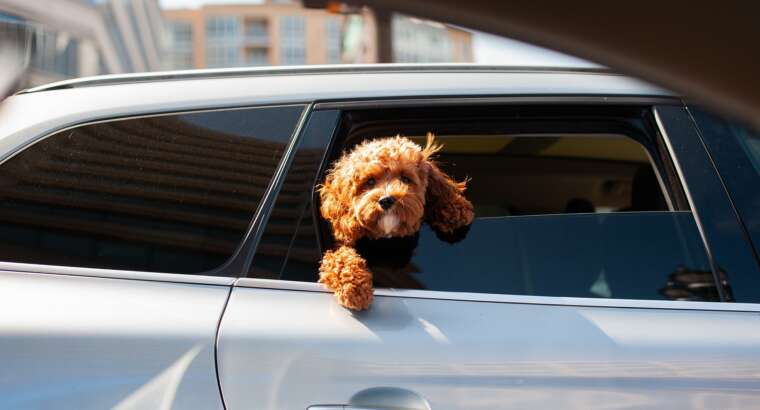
[319,160,362,245]
[422,133,474,234]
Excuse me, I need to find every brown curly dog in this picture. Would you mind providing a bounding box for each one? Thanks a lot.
[318,133,474,310]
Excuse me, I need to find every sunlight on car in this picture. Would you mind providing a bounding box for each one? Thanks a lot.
[3,2,759,410]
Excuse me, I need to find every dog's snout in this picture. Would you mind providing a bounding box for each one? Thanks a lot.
[378,196,396,210]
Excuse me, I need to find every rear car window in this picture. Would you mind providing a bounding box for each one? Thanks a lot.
[250,105,719,301]
[0,105,304,274]
[689,107,760,302]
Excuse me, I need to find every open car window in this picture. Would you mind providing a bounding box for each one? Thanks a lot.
[249,105,719,302]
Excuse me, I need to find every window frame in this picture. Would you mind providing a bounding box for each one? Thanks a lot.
[0,103,310,285]
[239,96,759,310]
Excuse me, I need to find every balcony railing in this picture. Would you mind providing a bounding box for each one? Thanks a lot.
[244,32,269,46]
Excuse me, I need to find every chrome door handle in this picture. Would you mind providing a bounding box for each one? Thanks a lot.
[309,387,430,410]
[308,406,386,410]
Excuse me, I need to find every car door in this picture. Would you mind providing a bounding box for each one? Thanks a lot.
[0,102,306,409]
[217,101,760,410]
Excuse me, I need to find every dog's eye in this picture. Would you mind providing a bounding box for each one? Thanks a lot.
[400,175,412,184]
[364,177,376,188]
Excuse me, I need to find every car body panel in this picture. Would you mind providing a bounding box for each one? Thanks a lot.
[0,270,228,410]
[215,93,760,409]
[1,66,758,410]
[218,282,760,410]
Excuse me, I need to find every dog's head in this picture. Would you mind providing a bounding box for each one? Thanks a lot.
[319,133,473,244]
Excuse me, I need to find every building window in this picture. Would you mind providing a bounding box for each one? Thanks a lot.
[171,21,193,45]
[279,15,305,65]
[206,47,240,68]
[206,16,241,68]
[325,18,341,64]
[167,21,193,69]
[245,20,268,45]
[206,16,240,43]
[392,16,453,63]
[245,48,269,66]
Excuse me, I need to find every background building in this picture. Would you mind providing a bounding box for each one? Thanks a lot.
[0,0,474,89]
[162,1,473,69]
[0,0,166,88]
[163,2,345,68]
[392,16,472,63]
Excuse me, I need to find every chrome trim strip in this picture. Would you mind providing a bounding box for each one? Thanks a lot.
[314,95,680,110]
[234,277,760,312]
[653,107,727,301]
[20,64,615,93]
[0,262,235,286]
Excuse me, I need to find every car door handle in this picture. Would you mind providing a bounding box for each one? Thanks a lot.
[310,406,426,410]
[308,406,387,410]
[309,387,430,410]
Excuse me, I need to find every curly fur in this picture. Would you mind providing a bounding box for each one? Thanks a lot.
[318,133,474,310]
[319,245,374,310]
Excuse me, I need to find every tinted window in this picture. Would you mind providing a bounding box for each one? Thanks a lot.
[404,213,713,300]
[248,110,337,280]
[0,105,304,274]
[691,109,760,253]
[689,108,760,302]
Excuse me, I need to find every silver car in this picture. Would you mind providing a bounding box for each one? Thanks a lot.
[1,65,759,410]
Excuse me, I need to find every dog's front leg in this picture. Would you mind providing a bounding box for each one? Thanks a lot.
[319,245,374,310]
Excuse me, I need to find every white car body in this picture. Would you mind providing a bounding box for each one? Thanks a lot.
[1,65,759,410]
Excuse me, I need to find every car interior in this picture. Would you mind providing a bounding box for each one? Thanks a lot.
[319,104,680,224]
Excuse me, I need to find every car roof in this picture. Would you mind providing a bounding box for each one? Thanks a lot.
[0,64,674,160]
[19,64,655,94]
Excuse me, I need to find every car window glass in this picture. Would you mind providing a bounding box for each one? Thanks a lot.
[407,213,711,300]
[248,110,336,281]
[689,108,760,301]
[0,105,304,274]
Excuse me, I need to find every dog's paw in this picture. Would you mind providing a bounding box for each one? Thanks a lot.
[426,199,474,235]
[335,282,374,311]
[433,222,471,244]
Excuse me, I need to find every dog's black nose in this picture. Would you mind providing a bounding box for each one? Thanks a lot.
[378,196,396,210]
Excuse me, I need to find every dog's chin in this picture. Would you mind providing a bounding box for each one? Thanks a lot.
[366,211,423,239]
[356,199,424,239]
[360,210,403,239]
[378,213,400,237]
